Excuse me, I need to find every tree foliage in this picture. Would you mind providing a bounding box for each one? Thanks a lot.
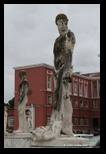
[4,97,14,109]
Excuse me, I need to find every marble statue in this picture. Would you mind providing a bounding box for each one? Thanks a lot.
[14,70,29,133]
[32,14,75,143]
[53,13,75,110]
[51,13,75,136]
[4,107,7,133]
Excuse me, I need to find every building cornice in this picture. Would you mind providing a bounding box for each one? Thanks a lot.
[72,72,100,80]
[13,63,100,80]
[13,63,54,70]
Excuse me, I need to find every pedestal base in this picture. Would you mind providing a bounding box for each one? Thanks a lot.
[4,133,90,148]
[31,136,90,148]
[4,132,33,148]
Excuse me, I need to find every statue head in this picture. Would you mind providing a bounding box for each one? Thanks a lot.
[19,70,26,79]
[55,13,68,25]
[55,14,69,34]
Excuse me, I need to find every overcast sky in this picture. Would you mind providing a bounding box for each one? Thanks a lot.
[4,4,100,103]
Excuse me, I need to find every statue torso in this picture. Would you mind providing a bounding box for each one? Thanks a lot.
[53,33,67,70]
[19,80,29,96]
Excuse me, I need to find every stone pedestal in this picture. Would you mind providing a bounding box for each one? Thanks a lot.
[4,132,33,148]
[4,133,90,148]
[31,135,90,148]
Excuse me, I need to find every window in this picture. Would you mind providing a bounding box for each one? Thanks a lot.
[8,116,14,127]
[74,117,78,125]
[85,101,89,108]
[93,101,98,109]
[93,82,97,97]
[74,81,77,95]
[98,81,100,97]
[74,100,78,107]
[47,115,51,125]
[47,95,52,104]
[80,100,83,107]
[84,84,88,97]
[47,75,52,91]
[25,109,33,131]
[85,118,89,125]
[79,83,83,96]
[80,118,84,125]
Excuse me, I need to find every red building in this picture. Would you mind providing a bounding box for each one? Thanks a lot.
[7,63,100,132]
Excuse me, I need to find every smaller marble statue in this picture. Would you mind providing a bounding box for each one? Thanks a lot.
[4,107,7,133]
[14,70,29,133]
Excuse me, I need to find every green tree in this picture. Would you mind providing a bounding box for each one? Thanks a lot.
[4,97,14,109]
[8,97,14,108]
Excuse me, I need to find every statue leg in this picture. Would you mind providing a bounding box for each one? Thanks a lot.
[54,70,63,110]
[61,81,73,136]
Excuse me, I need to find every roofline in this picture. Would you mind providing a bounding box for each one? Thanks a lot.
[72,72,100,80]
[13,63,100,80]
[13,63,54,70]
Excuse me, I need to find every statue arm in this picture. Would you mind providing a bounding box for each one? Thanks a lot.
[65,30,75,53]
[67,30,75,43]
[62,31,75,81]
[53,49,64,77]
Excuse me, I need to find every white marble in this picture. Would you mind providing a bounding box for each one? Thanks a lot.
[4,138,31,148]
[31,136,90,147]
[4,133,33,148]
[15,71,29,133]
[52,14,75,136]
[4,108,7,133]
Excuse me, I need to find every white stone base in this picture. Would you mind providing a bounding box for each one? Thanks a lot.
[4,133,90,148]
[4,132,33,148]
[31,136,90,148]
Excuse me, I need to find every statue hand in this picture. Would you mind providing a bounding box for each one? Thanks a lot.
[63,71,70,78]
[62,71,72,83]
[67,31,71,38]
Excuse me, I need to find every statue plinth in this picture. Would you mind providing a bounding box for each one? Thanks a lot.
[4,132,33,148]
[31,136,90,147]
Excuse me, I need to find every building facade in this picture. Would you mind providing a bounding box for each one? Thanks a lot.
[7,63,100,132]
